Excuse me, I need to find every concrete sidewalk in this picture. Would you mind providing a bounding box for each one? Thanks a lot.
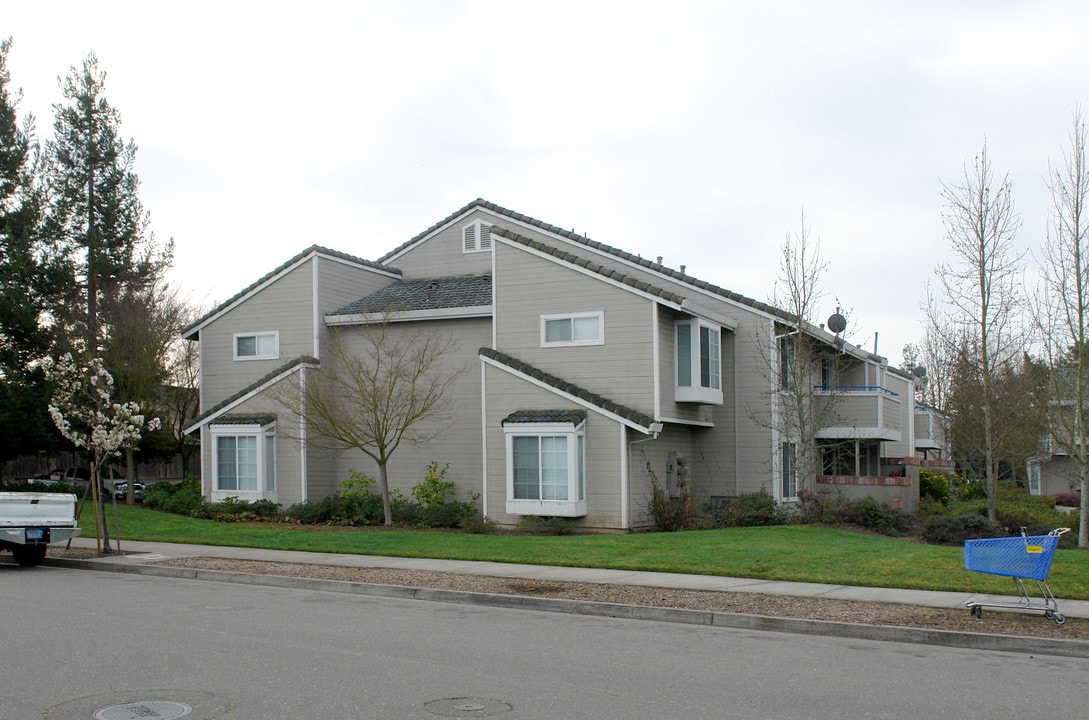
[60,536,1089,619]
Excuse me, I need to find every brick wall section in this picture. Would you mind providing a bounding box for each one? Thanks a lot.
[816,475,913,487]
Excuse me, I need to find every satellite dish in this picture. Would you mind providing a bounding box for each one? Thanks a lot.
[912,365,928,379]
[827,312,847,334]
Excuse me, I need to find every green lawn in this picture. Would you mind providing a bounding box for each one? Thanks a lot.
[78,503,1089,600]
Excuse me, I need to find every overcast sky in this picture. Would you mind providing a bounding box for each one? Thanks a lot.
[6,0,1089,366]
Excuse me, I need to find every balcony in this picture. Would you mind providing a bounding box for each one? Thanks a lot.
[812,385,902,441]
[914,405,945,451]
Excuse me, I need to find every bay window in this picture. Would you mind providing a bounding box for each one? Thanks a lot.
[503,416,587,516]
[675,319,723,404]
[210,422,277,500]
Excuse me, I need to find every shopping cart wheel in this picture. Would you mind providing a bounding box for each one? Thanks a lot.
[1044,610,1066,625]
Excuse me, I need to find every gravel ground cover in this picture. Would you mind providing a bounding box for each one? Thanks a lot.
[136,555,1089,641]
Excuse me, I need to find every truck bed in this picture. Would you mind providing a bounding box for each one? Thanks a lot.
[0,492,80,527]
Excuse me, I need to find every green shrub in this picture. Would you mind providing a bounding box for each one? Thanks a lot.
[711,490,786,528]
[793,491,911,536]
[514,516,577,536]
[958,480,988,501]
[460,514,501,534]
[140,478,206,517]
[285,494,384,525]
[919,470,950,505]
[411,462,455,509]
[920,513,1002,545]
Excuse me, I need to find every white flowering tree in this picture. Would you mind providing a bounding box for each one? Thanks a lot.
[42,352,160,553]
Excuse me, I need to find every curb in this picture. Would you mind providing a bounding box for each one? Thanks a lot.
[47,558,1089,660]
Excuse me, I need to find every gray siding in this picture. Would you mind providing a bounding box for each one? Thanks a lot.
[201,262,315,410]
[482,364,630,530]
[329,317,491,504]
[493,241,657,418]
[386,209,495,280]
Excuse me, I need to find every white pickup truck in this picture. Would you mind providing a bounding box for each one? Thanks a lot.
[0,492,82,567]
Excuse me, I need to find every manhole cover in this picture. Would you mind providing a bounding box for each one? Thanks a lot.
[94,700,192,719]
[44,691,232,720]
[424,697,512,717]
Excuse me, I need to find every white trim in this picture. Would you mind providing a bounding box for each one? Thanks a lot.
[462,220,493,254]
[480,361,489,518]
[325,305,494,326]
[620,424,629,529]
[540,311,604,347]
[495,234,691,311]
[651,302,661,422]
[184,250,398,337]
[209,421,278,502]
[657,415,715,428]
[312,256,321,359]
[673,318,723,405]
[233,331,279,361]
[481,354,656,435]
[300,366,308,503]
[184,360,318,433]
[503,422,586,517]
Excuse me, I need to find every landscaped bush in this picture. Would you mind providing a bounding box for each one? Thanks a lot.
[285,494,384,526]
[1053,492,1081,507]
[793,490,911,536]
[513,515,576,536]
[711,490,786,528]
[459,514,501,534]
[919,512,1002,545]
[205,496,282,522]
[919,470,950,505]
[139,478,206,517]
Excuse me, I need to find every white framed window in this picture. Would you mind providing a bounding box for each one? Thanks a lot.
[462,220,492,253]
[541,312,604,347]
[675,319,722,404]
[234,331,279,360]
[504,422,586,517]
[779,335,796,390]
[781,441,798,500]
[211,423,277,500]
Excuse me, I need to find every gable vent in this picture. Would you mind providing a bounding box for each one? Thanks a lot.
[462,221,492,254]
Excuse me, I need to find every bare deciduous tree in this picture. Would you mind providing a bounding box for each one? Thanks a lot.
[1036,107,1089,547]
[764,209,847,495]
[277,321,462,525]
[928,140,1026,522]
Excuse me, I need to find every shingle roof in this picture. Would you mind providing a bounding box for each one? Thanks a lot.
[502,409,587,426]
[489,227,686,305]
[329,274,492,316]
[209,414,277,426]
[480,347,656,430]
[182,246,398,338]
[379,198,788,322]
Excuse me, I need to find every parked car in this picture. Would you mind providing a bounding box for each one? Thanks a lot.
[112,481,145,500]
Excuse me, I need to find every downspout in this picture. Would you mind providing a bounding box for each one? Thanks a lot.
[300,366,308,503]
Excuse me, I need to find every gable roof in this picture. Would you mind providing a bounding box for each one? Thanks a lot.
[329,274,492,316]
[184,355,319,433]
[490,227,687,305]
[380,199,879,361]
[480,347,658,433]
[181,246,399,339]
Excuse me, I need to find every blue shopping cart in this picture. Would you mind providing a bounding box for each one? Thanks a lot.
[964,527,1070,625]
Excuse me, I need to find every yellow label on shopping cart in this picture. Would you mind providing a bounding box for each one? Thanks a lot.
[1025,545,1043,554]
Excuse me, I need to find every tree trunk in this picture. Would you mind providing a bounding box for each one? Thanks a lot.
[379,462,393,526]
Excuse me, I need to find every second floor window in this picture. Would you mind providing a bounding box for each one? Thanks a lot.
[234,332,278,360]
[675,319,723,405]
[541,312,604,347]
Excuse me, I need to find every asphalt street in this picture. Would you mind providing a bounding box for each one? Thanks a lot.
[3,564,1088,720]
